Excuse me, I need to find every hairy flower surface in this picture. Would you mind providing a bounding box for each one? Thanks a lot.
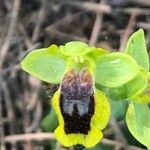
[52,69,111,148]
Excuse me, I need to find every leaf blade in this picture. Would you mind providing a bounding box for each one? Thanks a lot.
[126,102,150,149]
[41,108,58,132]
[126,70,148,98]
[125,29,149,71]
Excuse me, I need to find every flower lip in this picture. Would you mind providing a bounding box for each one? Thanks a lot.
[60,69,95,134]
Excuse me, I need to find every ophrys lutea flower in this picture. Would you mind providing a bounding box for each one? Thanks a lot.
[21,38,148,148]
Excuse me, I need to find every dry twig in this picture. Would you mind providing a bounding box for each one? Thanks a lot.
[32,0,47,42]
[89,0,104,46]
[62,0,111,14]
[3,133,146,150]
[119,12,137,51]
[0,0,20,68]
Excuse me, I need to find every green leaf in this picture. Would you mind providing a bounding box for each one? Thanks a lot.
[126,102,150,149]
[106,85,127,101]
[96,71,148,102]
[41,108,58,132]
[95,52,140,87]
[125,29,149,71]
[96,83,127,101]
[126,70,148,98]
[50,140,57,150]
[131,92,150,103]
[111,99,128,120]
[59,41,93,56]
[21,45,66,83]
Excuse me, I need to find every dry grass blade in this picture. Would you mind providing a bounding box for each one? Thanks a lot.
[3,133,145,150]
[62,0,111,14]
[0,0,20,68]
[4,133,55,143]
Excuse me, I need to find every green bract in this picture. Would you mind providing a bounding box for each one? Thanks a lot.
[126,70,148,98]
[95,53,140,87]
[97,72,148,101]
[125,29,149,71]
[125,29,150,150]
[126,102,150,149]
[21,45,67,83]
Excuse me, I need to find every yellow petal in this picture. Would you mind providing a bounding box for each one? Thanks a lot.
[92,89,111,130]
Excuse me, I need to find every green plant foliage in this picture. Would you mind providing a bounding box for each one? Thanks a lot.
[41,108,58,132]
[125,29,150,149]
[105,85,127,101]
[21,46,66,83]
[96,83,127,101]
[95,53,140,87]
[126,70,148,98]
[50,140,57,150]
[131,92,150,103]
[110,99,128,120]
[125,29,149,71]
[96,71,148,101]
[126,102,150,149]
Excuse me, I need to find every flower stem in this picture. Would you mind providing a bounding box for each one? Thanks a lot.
[73,144,85,150]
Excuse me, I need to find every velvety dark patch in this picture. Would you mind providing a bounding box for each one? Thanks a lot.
[59,69,95,134]
[60,94,95,134]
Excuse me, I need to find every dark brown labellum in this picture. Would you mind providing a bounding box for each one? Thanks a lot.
[60,69,95,134]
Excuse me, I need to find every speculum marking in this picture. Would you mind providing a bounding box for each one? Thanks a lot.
[60,69,95,134]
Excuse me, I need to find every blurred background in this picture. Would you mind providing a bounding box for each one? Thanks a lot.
[0,0,150,149]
